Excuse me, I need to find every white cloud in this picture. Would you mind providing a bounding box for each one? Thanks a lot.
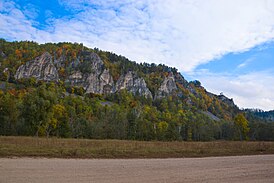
[192,70,274,110]
[0,1,51,41]
[237,57,255,69]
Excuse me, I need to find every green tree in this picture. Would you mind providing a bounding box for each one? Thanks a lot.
[234,113,249,140]
[45,104,68,137]
[0,92,19,135]
[157,121,168,140]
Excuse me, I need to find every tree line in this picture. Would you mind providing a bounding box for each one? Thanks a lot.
[0,80,272,141]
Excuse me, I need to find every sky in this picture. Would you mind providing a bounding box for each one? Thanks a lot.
[0,0,274,110]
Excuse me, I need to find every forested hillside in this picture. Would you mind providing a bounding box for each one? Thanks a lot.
[0,39,273,141]
[245,109,274,121]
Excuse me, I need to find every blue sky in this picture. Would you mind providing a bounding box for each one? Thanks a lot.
[195,42,274,76]
[0,0,274,110]
[185,42,274,110]
[15,0,71,28]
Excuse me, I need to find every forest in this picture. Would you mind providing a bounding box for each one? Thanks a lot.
[0,39,273,141]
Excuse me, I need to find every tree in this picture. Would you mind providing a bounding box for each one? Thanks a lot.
[157,121,168,140]
[234,113,249,140]
[45,104,67,137]
[0,92,19,135]
[21,84,58,136]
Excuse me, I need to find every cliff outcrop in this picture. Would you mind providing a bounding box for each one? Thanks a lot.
[15,52,59,81]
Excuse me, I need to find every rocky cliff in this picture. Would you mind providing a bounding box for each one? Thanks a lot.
[15,52,59,81]
[155,72,178,99]
[64,52,154,97]
[14,51,185,99]
[13,51,236,107]
[115,71,152,98]
[67,52,115,94]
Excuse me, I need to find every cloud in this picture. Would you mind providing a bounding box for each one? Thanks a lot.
[1,0,274,72]
[191,70,274,110]
[0,1,51,41]
[237,57,255,69]
[22,3,39,20]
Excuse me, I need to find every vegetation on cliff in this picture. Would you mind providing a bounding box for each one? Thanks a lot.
[0,39,273,141]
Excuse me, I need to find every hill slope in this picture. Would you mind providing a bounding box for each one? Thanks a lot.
[0,39,273,140]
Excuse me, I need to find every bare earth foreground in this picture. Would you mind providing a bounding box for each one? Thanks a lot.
[1,155,274,183]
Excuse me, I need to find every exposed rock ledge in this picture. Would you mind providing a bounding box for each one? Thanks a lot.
[155,72,177,99]
[15,52,59,81]
[115,71,153,98]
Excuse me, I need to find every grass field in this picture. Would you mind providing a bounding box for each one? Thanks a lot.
[0,136,274,158]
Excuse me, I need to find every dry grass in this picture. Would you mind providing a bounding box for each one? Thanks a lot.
[0,136,273,158]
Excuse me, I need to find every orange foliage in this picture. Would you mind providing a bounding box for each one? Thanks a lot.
[57,48,63,57]
[8,89,17,96]
[15,49,22,59]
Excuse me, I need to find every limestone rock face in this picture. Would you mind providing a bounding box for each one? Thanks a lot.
[155,72,177,99]
[68,52,115,94]
[68,53,152,97]
[115,71,152,98]
[85,68,114,94]
[15,52,59,81]
[0,51,6,59]
[87,52,104,71]
[68,71,83,84]
[54,53,66,69]
[14,51,155,98]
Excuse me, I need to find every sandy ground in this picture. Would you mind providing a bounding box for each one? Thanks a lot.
[0,155,274,183]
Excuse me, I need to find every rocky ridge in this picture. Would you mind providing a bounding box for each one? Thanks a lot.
[14,51,236,105]
[15,52,154,97]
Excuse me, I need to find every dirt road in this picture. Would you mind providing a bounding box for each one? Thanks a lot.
[1,155,274,183]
